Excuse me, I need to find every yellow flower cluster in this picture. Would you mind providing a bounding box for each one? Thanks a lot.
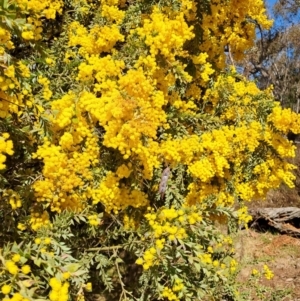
[101,4,125,24]
[123,214,138,230]
[180,0,197,20]
[5,260,19,275]
[136,207,202,270]
[4,66,15,79]
[203,73,266,117]
[0,133,13,170]
[200,0,273,67]
[253,156,296,196]
[50,92,76,130]
[188,157,216,182]
[34,237,53,256]
[135,7,195,62]
[235,183,255,202]
[88,215,101,226]
[16,0,63,19]
[136,247,157,270]
[263,264,274,280]
[237,206,253,227]
[35,90,151,213]
[146,207,194,239]
[3,189,22,209]
[251,265,274,280]
[29,210,51,231]
[25,17,43,41]
[0,59,32,117]
[4,254,31,277]
[77,67,166,178]
[68,21,124,56]
[190,52,215,87]
[172,278,185,292]
[38,76,52,100]
[33,128,99,212]
[1,284,11,295]
[230,259,238,273]
[0,27,14,53]
[268,105,300,134]
[196,240,234,270]
[62,272,71,280]
[90,172,149,212]
[17,223,26,231]
[0,85,22,118]
[161,286,181,301]
[76,55,125,83]
[182,74,299,205]
[23,0,286,225]
[21,31,34,40]
[17,62,31,78]
[49,278,69,301]
[198,253,213,265]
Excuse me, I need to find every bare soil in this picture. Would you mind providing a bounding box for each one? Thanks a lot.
[235,228,300,300]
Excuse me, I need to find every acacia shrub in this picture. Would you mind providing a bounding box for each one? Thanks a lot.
[0,0,299,300]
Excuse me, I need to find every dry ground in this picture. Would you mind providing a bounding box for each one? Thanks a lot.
[234,229,300,300]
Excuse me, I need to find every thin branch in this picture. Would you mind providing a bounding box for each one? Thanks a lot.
[227,45,235,67]
[87,245,124,252]
[114,249,133,301]
[0,97,24,108]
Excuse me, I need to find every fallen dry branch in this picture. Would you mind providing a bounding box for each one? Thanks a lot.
[249,207,300,237]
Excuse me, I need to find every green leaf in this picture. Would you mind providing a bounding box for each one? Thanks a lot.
[194,263,201,273]
[11,242,18,252]
[65,263,81,273]
[33,258,41,267]
[20,256,27,265]
[45,265,54,276]
[14,18,26,26]
[4,17,13,29]
[3,0,8,9]
[79,215,86,222]
[115,257,123,264]
[73,269,87,276]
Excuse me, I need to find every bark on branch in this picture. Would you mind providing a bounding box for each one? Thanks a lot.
[249,207,300,237]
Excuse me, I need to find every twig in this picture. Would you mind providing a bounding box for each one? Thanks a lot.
[0,97,24,108]
[87,245,124,252]
[114,249,133,301]
[227,45,235,67]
